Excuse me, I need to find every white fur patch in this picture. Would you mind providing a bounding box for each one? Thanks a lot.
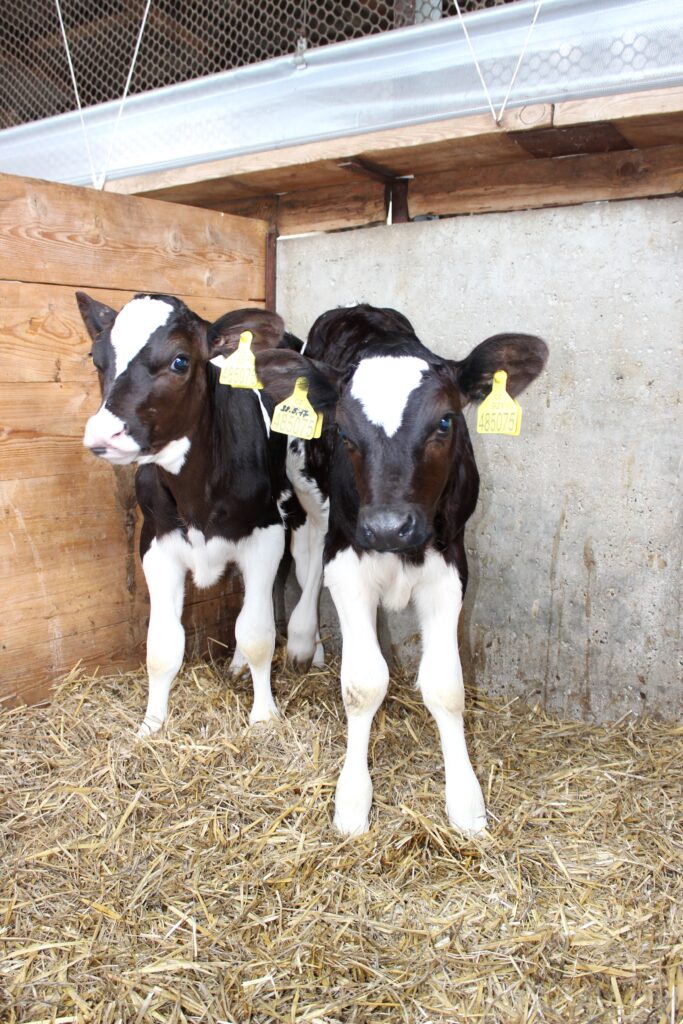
[138,436,191,475]
[254,390,271,435]
[350,355,428,437]
[110,297,173,378]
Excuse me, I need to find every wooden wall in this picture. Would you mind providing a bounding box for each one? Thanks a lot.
[0,173,268,706]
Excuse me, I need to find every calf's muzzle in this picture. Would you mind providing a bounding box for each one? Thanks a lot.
[356,506,429,553]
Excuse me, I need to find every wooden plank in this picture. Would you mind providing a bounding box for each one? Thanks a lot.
[4,586,243,707]
[2,623,144,708]
[361,132,537,178]
[408,144,683,219]
[0,173,267,299]
[509,123,633,159]
[0,281,263,385]
[0,380,105,437]
[106,105,552,201]
[277,179,386,235]
[553,85,683,128]
[617,112,683,150]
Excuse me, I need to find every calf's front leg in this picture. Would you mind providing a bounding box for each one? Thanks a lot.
[326,548,389,836]
[139,537,187,737]
[413,552,487,835]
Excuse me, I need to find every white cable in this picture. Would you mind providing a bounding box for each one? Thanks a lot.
[453,0,544,126]
[54,0,97,189]
[453,0,497,124]
[497,0,544,124]
[97,0,153,190]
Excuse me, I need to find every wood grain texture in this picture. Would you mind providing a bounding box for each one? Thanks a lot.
[277,179,386,235]
[0,173,267,299]
[0,281,263,385]
[106,105,552,201]
[406,144,683,218]
[553,85,683,127]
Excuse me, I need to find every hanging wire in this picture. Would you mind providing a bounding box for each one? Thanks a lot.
[453,0,544,126]
[97,0,153,190]
[496,0,545,123]
[54,0,153,190]
[54,0,98,189]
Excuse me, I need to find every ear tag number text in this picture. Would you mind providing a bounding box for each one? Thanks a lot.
[476,370,522,436]
[219,330,263,389]
[271,377,323,440]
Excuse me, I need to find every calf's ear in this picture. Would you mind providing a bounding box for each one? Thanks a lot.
[454,333,548,404]
[208,308,285,356]
[76,292,117,340]
[255,349,343,412]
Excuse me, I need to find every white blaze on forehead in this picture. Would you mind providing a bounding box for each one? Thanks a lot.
[350,355,429,437]
[110,297,173,378]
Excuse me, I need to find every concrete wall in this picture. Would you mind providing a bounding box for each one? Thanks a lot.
[276,199,682,722]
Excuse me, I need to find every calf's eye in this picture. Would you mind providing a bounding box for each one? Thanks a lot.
[338,427,356,450]
[171,354,190,373]
[437,414,453,433]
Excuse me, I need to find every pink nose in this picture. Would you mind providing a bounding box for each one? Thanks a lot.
[83,407,140,455]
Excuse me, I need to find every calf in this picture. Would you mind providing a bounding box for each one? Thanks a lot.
[77,292,293,736]
[255,305,548,836]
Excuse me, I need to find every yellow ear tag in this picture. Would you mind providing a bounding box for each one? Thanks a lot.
[476,370,522,436]
[271,377,323,440]
[218,330,262,389]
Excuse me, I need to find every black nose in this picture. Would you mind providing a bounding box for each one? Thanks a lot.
[357,508,425,552]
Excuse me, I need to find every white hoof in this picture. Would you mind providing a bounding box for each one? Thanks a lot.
[136,715,164,739]
[446,776,488,836]
[229,648,249,678]
[248,701,279,726]
[334,770,373,836]
[311,641,325,668]
[286,632,317,673]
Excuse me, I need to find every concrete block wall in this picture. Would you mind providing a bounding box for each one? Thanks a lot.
[277,199,682,722]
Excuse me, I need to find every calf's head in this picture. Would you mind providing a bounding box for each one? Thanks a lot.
[257,323,548,553]
[77,292,283,473]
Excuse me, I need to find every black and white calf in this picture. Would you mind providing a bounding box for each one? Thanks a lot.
[256,305,548,836]
[77,292,295,736]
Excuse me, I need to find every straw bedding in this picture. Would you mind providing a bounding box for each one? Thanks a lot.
[1,655,681,1024]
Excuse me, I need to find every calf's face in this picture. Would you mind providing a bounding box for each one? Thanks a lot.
[257,330,548,553]
[77,293,283,473]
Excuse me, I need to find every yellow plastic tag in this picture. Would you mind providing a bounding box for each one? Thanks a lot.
[218,331,262,389]
[476,370,522,436]
[271,377,323,440]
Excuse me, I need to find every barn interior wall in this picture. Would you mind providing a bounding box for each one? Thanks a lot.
[277,197,682,722]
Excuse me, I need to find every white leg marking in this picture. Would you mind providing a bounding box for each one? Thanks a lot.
[288,517,326,670]
[235,524,285,725]
[326,548,389,836]
[139,535,187,737]
[229,645,249,677]
[286,441,328,670]
[413,552,487,836]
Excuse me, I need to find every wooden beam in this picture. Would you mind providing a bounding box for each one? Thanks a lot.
[408,145,683,219]
[277,179,385,235]
[105,105,552,199]
[0,173,268,300]
[554,86,683,128]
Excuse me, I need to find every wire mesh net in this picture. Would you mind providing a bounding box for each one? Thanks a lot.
[0,0,524,130]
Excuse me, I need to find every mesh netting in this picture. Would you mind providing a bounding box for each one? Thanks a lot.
[0,0,522,130]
